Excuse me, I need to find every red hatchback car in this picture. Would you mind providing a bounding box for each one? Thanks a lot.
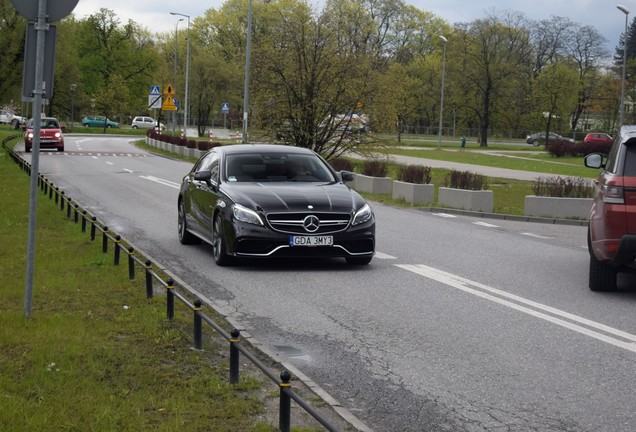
[583,132,613,146]
[584,125,636,291]
[24,116,64,152]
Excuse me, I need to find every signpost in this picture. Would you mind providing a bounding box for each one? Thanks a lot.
[222,103,229,129]
[11,0,79,318]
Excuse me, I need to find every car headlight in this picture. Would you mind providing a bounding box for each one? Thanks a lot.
[27,132,33,139]
[232,203,264,226]
[352,203,373,226]
[55,132,61,138]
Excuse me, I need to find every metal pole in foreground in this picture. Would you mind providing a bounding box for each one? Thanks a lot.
[24,0,48,318]
[242,0,253,143]
[618,5,629,131]
[437,35,448,150]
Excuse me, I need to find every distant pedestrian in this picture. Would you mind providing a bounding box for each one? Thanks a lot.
[460,135,466,151]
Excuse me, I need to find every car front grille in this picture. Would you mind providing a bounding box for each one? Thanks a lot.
[266,212,351,234]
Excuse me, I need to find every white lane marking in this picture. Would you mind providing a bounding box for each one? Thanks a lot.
[396,263,636,353]
[374,252,396,259]
[123,168,133,173]
[432,213,457,218]
[521,232,552,239]
[105,161,114,165]
[473,221,499,228]
[139,175,180,189]
[92,156,98,160]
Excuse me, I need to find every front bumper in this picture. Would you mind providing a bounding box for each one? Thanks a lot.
[229,220,375,259]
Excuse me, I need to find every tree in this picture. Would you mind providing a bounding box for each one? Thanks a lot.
[454,11,533,146]
[531,62,579,139]
[0,0,26,108]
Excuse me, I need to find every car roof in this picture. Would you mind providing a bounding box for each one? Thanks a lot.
[217,144,317,156]
[619,125,636,143]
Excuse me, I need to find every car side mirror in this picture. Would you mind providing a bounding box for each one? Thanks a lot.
[584,153,604,169]
[194,170,212,183]
[340,170,355,182]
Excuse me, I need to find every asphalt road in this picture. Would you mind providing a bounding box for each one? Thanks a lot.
[21,136,636,432]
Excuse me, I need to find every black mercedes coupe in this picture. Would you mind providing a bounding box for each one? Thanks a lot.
[177,144,375,266]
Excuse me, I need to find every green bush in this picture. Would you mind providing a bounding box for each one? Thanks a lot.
[443,169,488,190]
[532,176,594,198]
[396,164,432,184]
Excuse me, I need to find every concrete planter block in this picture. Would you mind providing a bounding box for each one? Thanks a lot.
[438,187,493,213]
[524,196,592,219]
[392,181,434,205]
[354,174,393,195]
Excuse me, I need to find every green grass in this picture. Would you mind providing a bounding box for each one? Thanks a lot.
[0,132,329,431]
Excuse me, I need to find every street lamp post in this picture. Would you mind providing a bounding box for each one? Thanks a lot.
[69,83,76,129]
[437,35,448,150]
[618,5,629,131]
[242,0,253,143]
[173,18,183,132]
[171,12,190,140]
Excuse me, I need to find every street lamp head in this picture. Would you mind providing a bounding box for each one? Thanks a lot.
[617,5,629,15]
[69,84,76,92]
[439,35,448,44]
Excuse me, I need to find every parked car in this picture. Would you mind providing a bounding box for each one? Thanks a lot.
[178,144,376,266]
[583,132,613,146]
[131,116,165,130]
[82,115,120,128]
[525,132,573,146]
[584,125,636,291]
[24,117,64,152]
[0,111,26,128]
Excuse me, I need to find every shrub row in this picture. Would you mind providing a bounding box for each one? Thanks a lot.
[146,129,220,151]
[532,176,595,198]
[444,170,488,191]
[547,139,612,157]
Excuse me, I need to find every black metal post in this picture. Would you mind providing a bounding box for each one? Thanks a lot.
[193,299,202,350]
[66,199,72,218]
[60,191,65,211]
[127,247,135,280]
[145,260,153,298]
[74,204,79,223]
[230,328,240,384]
[54,187,59,205]
[102,226,109,253]
[90,217,97,241]
[48,183,53,199]
[166,278,174,320]
[81,211,87,232]
[279,370,292,432]
[114,235,121,265]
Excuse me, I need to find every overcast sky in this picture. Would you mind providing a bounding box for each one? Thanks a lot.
[69,0,625,56]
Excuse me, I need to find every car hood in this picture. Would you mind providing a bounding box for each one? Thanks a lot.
[222,182,366,213]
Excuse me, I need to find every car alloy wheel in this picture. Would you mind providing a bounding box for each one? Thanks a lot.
[178,201,200,245]
[212,216,232,266]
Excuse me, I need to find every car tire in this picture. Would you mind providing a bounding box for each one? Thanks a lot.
[25,146,31,153]
[345,256,372,265]
[532,139,540,146]
[588,229,617,291]
[83,123,89,127]
[57,147,64,152]
[178,201,201,245]
[132,125,138,129]
[212,215,233,266]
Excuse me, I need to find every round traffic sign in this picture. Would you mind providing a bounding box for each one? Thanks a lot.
[11,0,79,22]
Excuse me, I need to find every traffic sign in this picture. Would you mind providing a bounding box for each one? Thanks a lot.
[221,103,230,113]
[150,86,161,95]
[148,95,161,110]
[164,84,175,95]
[162,96,177,111]
[11,0,79,22]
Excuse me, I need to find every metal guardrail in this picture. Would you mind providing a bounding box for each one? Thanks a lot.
[2,136,342,432]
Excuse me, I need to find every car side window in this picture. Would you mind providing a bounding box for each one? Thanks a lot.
[624,144,636,177]
[195,151,219,173]
[604,140,622,174]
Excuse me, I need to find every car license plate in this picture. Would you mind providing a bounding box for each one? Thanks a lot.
[289,236,333,247]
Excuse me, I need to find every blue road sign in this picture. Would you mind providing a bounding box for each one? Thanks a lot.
[150,86,161,95]
[221,102,230,113]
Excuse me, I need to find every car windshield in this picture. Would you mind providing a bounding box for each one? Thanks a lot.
[224,152,336,183]
[35,119,59,129]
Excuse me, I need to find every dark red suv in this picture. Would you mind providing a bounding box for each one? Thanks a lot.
[584,126,636,291]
